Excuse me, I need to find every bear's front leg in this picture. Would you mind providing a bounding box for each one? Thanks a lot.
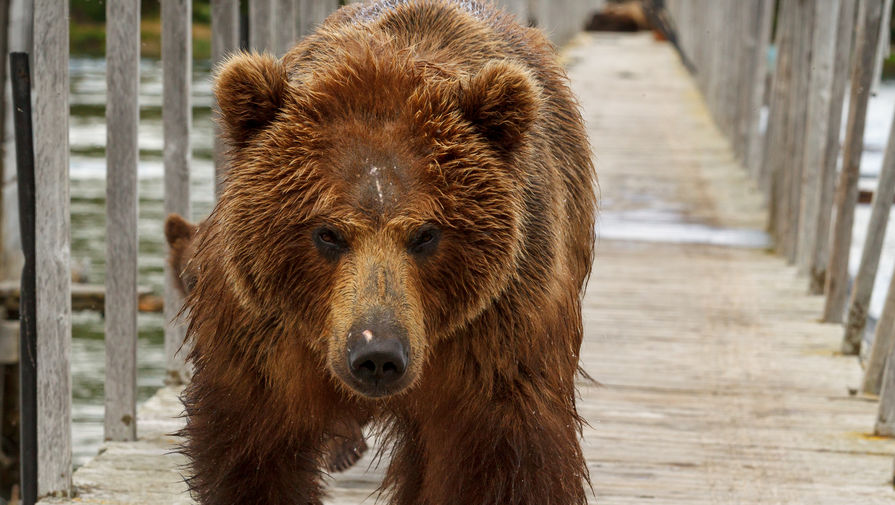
[401,388,588,505]
[181,373,330,505]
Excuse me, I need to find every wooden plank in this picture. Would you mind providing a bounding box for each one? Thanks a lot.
[250,0,272,51]
[272,0,296,56]
[763,0,796,229]
[211,0,240,198]
[824,0,884,326]
[875,279,895,434]
[745,0,774,179]
[104,0,139,443]
[796,0,840,275]
[163,0,193,385]
[843,104,895,384]
[780,0,815,263]
[809,0,858,294]
[33,0,72,496]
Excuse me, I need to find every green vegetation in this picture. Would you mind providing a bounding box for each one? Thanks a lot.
[70,0,213,59]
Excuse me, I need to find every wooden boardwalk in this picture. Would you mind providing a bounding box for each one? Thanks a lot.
[40,33,895,504]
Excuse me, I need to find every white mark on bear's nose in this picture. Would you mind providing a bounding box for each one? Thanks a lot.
[363,329,374,343]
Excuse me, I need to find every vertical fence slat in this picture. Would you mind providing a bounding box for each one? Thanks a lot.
[11,51,37,505]
[824,0,884,326]
[843,103,895,358]
[163,0,193,384]
[809,0,858,294]
[796,0,840,275]
[250,0,273,51]
[763,0,796,228]
[780,0,815,263]
[104,0,139,443]
[33,0,72,496]
[745,0,774,179]
[212,0,240,198]
[869,263,895,397]
[875,318,895,435]
[273,0,296,56]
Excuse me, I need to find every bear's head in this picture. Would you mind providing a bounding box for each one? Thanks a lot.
[203,41,539,399]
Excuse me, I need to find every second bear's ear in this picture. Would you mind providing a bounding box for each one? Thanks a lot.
[214,52,289,147]
[459,60,540,152]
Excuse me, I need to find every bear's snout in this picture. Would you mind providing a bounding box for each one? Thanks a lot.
[343,314,411,397]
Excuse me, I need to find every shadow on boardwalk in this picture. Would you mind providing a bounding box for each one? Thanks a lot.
[40,33,895,505]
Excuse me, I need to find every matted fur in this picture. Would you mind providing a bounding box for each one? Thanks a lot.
[179,1,596,504]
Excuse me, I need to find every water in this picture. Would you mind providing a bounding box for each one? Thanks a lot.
[68,57,216,466]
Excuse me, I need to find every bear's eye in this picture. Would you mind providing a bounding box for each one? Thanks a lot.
[408,225,441,257]
[313,227,348,260]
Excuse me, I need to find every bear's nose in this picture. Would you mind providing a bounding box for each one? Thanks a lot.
[347,329,407,386]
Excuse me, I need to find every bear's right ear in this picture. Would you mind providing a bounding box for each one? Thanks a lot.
[214,52,289,147]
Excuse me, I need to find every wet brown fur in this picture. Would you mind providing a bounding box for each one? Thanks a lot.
[180,1,596,504]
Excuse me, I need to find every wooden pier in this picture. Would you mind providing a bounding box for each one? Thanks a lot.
[35,32,895,504]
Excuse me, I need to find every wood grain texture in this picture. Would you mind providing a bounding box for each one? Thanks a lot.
[796,0,840,275]
[824,0,884,327]
[843,103,895,362]
[810,0,858,294]
[249,0,272,51]
[211,0,240,198]
[163,0,193,384]
[104,0,139,443]
[33,0,72,496]
[36,33,895,505]
[745,0,774,179]
[272,0,296,56]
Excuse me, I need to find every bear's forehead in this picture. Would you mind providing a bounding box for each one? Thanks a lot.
[331,145,421,219]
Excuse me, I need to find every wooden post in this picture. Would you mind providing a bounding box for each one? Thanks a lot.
[823,0,884,326]
[33,0,71,496]
[796,0,840,275]
[745,0,774,180]
[250,0,273,51]
[212,0,240,198]
[780,0,815,264]
[11,51,37,505]
[763,0,795,228]
[843,107,895,359]
[809,0,858,294]
[867,266,895,396]
[163,0,193,384]
[874,319,895,435]
[104,0,139,443]
[273,0,296,56]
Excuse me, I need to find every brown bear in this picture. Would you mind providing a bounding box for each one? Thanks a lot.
[164,213,369,473]
[180,0,596,503]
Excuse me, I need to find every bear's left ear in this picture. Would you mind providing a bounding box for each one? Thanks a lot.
[214,52,289,148]
[459,60,540,152]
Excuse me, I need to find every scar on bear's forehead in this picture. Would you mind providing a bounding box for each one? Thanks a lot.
[351,159,410,214]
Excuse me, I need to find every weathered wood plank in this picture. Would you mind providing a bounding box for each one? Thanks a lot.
[250,0,273,51]
[272,0,296,56]
[809,0,858,294]
[33,0,72,496]
[745,0,774,179]
[843,104,895,361]
[163,0,193,384]
[824,0,884,327]
[796,0,840,275]
[211,0,240,198]
[104,0,140,443]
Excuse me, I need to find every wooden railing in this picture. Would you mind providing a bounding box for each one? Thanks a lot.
[20,0,603,500]
[665,0,895,441]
